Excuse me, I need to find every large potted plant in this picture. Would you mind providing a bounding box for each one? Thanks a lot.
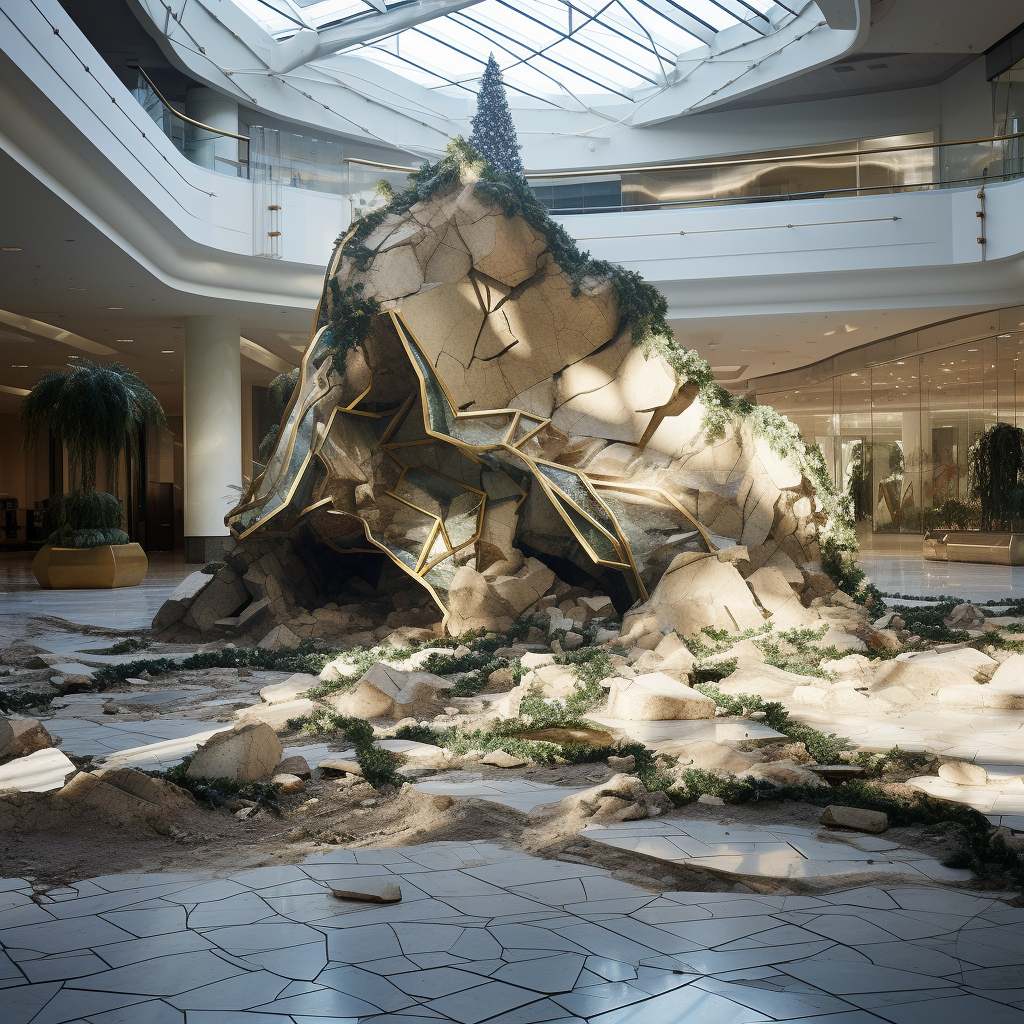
[924,422,1024,565]
[22,359,165,589]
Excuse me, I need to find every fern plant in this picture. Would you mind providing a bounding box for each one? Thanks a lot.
[22,360,165,547]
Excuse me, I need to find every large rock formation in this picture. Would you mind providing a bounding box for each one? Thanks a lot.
[200,158,831,636]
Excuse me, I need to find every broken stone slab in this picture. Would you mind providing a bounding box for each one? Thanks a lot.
[746,566,816,629]
[0,718,53,760]
[260,674,320,704]
[605,672,716,722]
[187,721,283,782]
[820,805,888,833]
[258,624,302,651]
[326,663,455,719]
[641,553,766,637]
[236,598,273,631]
[330,878,402,903]
[480,749,528,768]
[151,569,213,630]
[234,698,318,733]
[182,569,250,633]
[938,761,989,787]
[0,747,76,793]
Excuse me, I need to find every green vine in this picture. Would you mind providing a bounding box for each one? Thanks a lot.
[326,281,382,374]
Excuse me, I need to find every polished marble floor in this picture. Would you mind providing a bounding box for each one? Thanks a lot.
[857,532,1024,602]
[0,552,204,635]
[2,840,1023,1024]
[581,820,972,882]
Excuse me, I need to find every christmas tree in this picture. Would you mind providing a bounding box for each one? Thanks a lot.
[469,54,525,178]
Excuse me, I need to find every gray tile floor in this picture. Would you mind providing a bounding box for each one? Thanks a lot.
[2,841,1023,1023]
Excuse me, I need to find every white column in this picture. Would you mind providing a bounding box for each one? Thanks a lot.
[184,87,239,173]
[184,315,241,560]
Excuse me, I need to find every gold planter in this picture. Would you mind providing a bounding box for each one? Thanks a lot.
[32,543,149,589]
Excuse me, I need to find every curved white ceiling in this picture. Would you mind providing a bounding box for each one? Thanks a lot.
[131,0,868,159]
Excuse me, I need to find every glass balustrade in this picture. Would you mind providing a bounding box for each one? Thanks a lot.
[130,74,1024,212]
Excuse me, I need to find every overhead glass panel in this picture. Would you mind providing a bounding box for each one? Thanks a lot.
[227,0,787,108]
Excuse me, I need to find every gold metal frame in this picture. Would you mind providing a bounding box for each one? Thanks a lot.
[228,306,719,626]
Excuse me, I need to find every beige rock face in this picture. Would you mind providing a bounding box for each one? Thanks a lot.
[0,718,53,760]
[327,663,455,719]
[747,566,816,629]
[224,166,828,636]
[447,567,515,635]
[187,722,283,782]
[605,672,716,721]
[642,554,766,636]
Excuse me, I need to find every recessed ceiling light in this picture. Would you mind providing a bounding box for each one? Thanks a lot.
[69,286,85,291]
[11,364,27,368]
[162,350,175,354]
[896,361,905,365]
[968,348,978,352]
[117,339,133,343]
[68,354,80,359]
[108,306,124,310]
[2,247,21,252]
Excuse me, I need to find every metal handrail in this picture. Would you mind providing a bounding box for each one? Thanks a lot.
[132,66,250,144]
[345,157,419,173]
[525,130,1024,180]
[338,130,1024,183]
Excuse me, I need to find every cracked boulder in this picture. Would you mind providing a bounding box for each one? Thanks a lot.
[221,160,830,637]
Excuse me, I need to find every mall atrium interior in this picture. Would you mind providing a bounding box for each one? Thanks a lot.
[4,2,1024,1023]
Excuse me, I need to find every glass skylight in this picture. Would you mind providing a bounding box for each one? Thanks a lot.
[231,0,796,105]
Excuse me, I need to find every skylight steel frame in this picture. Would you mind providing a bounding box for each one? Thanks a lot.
[230,0,791,105]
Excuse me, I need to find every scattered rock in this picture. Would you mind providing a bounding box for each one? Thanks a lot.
[0,718,53,760]
[820,805,888,833]
[945,603,987,629]
[151,570,214,631]
[607,754,636,772]
[697,794,725,806]
[260,675,319,704]
[326,663,455,719]
[319,758,363,777]
[276,755,311,779]
[235,698,318,733]
[480,749,528,768]
[187,722,283,782]
[605,672,716,721]
[330,878,402,903]
[271,773,306,794]
[938,761,989,787]
[258,624,302,651]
